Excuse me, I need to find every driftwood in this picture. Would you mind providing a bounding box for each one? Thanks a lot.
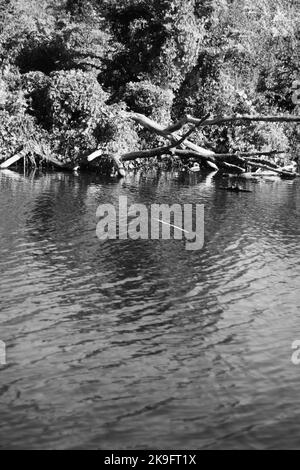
[0,148,74,171]
[167,150,219,170]
[0,148,26,169]
[213,150,285,159]
[122,114,211,161]
[218,162,245,173]
[87,149,103,162]
[101,112,297,178]
[128,113,215,158]
[246,161,298,178]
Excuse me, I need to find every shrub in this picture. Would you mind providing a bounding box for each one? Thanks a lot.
[123,80,174,124]
[45,69,108,129]
[0,67,28,115]
[48,98,140,162]
[100,0,204,91]
[0,110,49,158]
[21,71,51,124]
[92,102,140,155]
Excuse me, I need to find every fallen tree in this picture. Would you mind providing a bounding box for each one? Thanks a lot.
[100,112,300,178]
[1,112,299,177]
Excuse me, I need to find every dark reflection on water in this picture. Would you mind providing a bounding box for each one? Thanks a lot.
[0,168,299,449]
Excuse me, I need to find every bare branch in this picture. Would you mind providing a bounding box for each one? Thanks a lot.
[214,150,286,159]
[122,146,171,161]
[162,115,189,134]
[246,161,298,177]
[127,112,215,158]
[86,112,299,177]
[187,114,300,127]
[172,112,211,147]
[122,113,210,161]
[0,148,26,169]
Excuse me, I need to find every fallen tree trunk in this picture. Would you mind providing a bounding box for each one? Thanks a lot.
[218,161,245,173]
[241,156,281,168]
[213,150,286,159]
[0,148,26,169]
[162,115,300,136]
[122,146,174,161]
[187,114,300,127]
[246,161,298,178]
[0,148,76,171]
[128,113,215,159]
[122,113,211,162]
[86,111,299,177]
[129,113,299,176]
[85,113,218,176]
[168,149,218,171]
[87,149,103,162]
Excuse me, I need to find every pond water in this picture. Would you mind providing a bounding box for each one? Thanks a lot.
[0,168,299,449]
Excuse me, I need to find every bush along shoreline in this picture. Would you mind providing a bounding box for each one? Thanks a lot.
[0,0,299,177]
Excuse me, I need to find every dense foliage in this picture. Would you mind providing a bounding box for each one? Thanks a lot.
[0,0,299,164]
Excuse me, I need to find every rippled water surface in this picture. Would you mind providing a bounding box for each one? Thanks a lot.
[0,168,299,449]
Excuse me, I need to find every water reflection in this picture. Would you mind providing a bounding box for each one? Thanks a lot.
[0,168,299,449]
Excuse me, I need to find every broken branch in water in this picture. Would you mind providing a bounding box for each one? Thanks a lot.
[214,150,286,159]
[0,147,26,169]
[122,113,211,162]
[128,113,215,158]
[84,111,299,177]
[246,161,298,178]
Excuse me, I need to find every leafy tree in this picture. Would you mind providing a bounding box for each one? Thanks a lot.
[0,0,299,164]
[123,80,174,123]
[99,0,205,91]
